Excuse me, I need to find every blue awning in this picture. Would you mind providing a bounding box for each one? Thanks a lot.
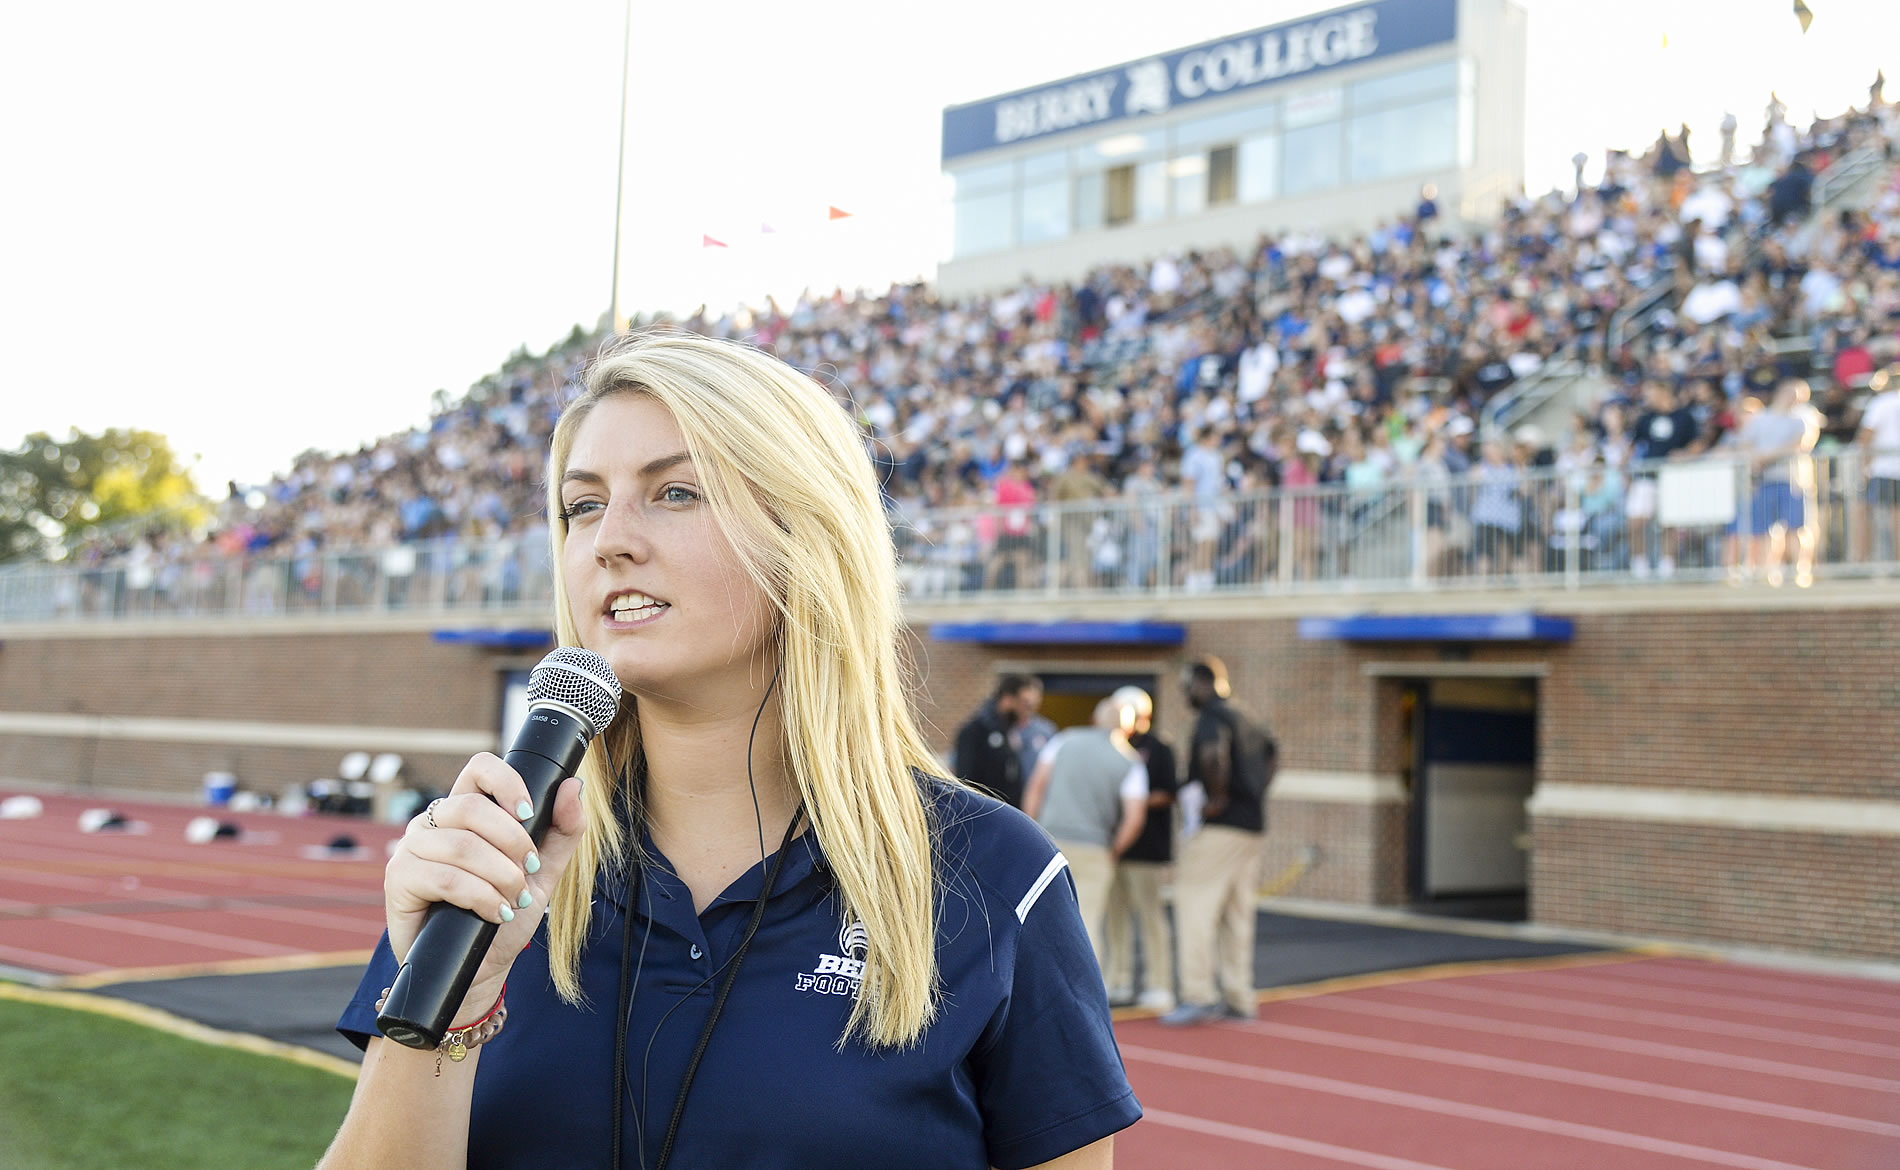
[431,628,553,648]
[930,621,1186,646]
[1297,614,1573,643]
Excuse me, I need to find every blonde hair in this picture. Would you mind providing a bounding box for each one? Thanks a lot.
[541,331,945,1047]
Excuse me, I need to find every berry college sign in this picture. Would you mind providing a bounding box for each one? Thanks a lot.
[940,0,1458,163]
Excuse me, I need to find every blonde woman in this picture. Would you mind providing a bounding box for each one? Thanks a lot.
[321,332,1137,1169]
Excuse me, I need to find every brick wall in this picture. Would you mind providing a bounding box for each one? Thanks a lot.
[1262,799,1408,905]
[0,629,505,729]
[3,599,1895,959]
[0,628,521,798]
[1532,817,1899,958]
[1539,610,1900,800]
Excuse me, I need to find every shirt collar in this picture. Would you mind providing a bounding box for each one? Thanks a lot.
[593,821,831,915]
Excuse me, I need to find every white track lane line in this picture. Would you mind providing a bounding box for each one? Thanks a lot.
[1300,996,1900,1093]
[1599,960,1900,1012]
[1509,969,1900,1032]
[1138,1108,1461,1170]
[1230,1017,1900,1136]
[39,909,300,957]
[1121,1044,1831,1170]
[0,940,108,973]
[0,836,372,900]
[0,861,381,936]
[1399,981,1900,1059]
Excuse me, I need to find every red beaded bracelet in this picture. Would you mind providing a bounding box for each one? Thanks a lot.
[375,983,508,1077]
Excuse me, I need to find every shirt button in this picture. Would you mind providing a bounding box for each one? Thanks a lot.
[689,943,703,960]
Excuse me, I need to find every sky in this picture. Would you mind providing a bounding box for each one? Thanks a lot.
[2,0,1893,494]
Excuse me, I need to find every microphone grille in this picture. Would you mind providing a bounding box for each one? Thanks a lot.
[526,647,622,737]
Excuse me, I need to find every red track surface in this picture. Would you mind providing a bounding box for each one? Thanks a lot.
[5,791,1897,1168]
[1115,957,1900,1169]
[0,792,399,978]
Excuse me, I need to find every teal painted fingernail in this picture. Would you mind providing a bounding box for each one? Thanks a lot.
[500,903,515,923]
[516,801,534,820]
[517,888,533,909]
[525,852,541,875]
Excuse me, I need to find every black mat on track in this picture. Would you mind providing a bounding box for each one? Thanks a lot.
[78,910,1608,1064]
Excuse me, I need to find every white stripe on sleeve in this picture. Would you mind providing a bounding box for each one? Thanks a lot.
[1015,852,1069,923]
[1120,760,1149,801]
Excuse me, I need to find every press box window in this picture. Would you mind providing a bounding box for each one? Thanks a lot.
[1101,159,1166,226]
[1074,171,1105,231]
[953,189,1015,256]
[1208,146,1237,206]
[1237,133,1278,202]
[1347,96,1457,184]
[1104,165,1136,226]
[1282,121,1340,197]
[1019,178,1070,245]
[949,159,1018,258]
[1169,156,1207,217]
[1170,100,1271,215]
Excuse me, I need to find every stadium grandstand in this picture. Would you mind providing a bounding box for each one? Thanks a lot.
[16,84,1898,609]
[2,25,1897,972]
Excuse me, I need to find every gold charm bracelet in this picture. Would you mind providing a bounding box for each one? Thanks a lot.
[375,983,508,1077]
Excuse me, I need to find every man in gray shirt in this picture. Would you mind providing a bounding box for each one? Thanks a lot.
[1022,696,1149,971]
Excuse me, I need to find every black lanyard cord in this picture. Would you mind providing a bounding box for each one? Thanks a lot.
[654,804,803,1170]
[617,663,792,1169]
[612,803,805,1170]
[610,860,639,1165]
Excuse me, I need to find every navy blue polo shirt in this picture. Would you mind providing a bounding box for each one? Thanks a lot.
[338,780,1141,1168]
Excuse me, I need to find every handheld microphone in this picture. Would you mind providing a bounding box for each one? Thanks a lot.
[377,646,621,1050]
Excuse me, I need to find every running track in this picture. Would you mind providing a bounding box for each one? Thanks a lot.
[1113,956,1900,1169]
[5,792,1898,1168]
[0,792,397,982]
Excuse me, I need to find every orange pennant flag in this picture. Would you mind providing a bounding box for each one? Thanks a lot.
[702,234,728,248]
[828,206,852,220]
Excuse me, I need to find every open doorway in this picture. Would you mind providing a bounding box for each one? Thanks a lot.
[1406,676,1538,921]
[1033,671,1166,732]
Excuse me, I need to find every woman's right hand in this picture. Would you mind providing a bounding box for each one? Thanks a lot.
[383,754,588,1016]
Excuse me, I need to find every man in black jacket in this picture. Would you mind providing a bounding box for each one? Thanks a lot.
[1161,655,1276,1026]
[952,674,1040,808]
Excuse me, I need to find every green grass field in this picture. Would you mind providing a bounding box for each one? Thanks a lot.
[0,996,355,1170]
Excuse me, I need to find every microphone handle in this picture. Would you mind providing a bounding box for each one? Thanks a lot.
[376,705,591,1050]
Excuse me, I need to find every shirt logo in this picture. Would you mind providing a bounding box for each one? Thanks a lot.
[838,916,869,960]
[795,915,868,998]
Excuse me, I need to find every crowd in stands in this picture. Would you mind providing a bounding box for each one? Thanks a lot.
[36,85,1900,608]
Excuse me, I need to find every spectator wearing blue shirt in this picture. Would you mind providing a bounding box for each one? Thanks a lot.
[324,333,1137,1169]
[1014,678,1056,785]
[1180,427,1228,592]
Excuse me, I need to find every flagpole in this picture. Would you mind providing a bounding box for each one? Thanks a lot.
[609,0,633,334]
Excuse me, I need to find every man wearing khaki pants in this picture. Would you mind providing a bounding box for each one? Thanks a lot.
[1161,656,1274,1026]
[1102,686,1178,1011]
[1022,696,1150,973]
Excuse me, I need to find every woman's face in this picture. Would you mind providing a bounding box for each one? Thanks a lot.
[558,394,776,704]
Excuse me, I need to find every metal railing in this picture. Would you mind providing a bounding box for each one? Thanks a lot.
[892,448,1900,600]
[5,450,1897,624]
[1481,357,1586,437]
[1812,145,1884,211]
[0,535,555,624]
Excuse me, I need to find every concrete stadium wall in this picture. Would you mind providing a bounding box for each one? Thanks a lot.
[2,592,1895,960]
